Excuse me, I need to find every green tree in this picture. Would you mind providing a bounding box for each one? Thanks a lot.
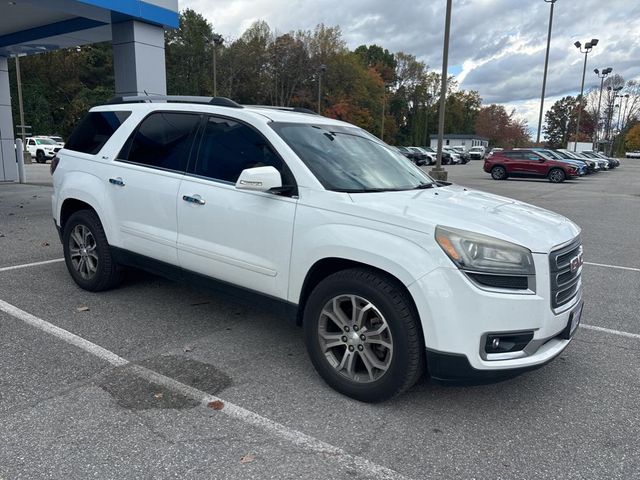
[625,123,640,151]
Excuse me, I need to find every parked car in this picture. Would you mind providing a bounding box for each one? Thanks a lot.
[408,147,436,165]
[530,148,588,175]
[52,96,583,402]
[558,149,608,170]
[625,150,640,158]
[39,135,65,146]
[485,149,580,182]
[25,137,62,163]
[468,146,486,160]
[423,146,452,165]
[450,146,471,164]
[393,146,424,166]
[552,150,598,173]
[442,146,462,164]
[405,146,429,166]
[488,147,503,157]
[581,150,619,168]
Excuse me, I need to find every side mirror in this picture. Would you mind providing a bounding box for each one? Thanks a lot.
[235,166,282,192]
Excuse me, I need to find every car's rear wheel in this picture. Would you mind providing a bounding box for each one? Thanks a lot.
[548,168,566,183]
[36,150,45,163]
[491,165,507,180]
[62,209,122,291]
[303,268,424,402]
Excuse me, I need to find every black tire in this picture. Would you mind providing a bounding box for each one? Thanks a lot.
[303,268,425,402]
[491,165,507,180]
[62,209,122,291]
[36,150,45,163]
[548,168,566,183]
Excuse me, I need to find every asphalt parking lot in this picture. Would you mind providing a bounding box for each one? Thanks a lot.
[1,161,639,479]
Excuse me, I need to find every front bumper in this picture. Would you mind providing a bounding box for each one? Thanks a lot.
[409,252,582,380]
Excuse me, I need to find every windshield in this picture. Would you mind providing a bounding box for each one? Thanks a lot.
[36,138,56,145]
[50,136,63,142]
[271,123,435,192]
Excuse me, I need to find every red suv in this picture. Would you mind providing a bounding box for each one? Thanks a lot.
[484,149,579,183]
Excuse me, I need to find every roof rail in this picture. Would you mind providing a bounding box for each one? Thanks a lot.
[244,105,319,115]
[106,95,243,108]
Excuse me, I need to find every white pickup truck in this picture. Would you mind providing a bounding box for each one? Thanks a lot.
[25,137,62,163]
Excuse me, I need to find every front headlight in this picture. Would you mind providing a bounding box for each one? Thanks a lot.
[435,226,535,275]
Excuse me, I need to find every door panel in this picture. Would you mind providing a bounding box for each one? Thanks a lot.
[177,116,297,298]
[104,111,201,264]
[177,178,296,297]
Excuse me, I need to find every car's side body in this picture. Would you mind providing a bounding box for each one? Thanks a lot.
[484,149,579,181]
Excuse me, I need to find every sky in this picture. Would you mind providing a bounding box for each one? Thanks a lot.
[181,0,640,138]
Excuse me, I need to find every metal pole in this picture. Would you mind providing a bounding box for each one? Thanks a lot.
[431,0,452,181]
[317,70,322,115]
[536,0,556,144]
[213,44,217,97]
[15,55,26,150]
[574,50,588,151]
[593,75,605,150]
[15,138,25,184]
[380,90,385,140]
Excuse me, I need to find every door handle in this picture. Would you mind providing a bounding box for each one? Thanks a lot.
[182,194,206,205]
[109,177,125,187]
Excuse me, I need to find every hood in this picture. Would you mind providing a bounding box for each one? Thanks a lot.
[348,185,580,253]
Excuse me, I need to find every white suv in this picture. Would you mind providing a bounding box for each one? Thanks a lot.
[51,96,584,402]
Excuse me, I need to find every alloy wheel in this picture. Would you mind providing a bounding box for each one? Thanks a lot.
[68,224,98,280]
[317,294,393,384]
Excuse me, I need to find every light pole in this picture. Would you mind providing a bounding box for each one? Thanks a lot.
[536,0,558,145]
[317,64,326,115]
[15,55,26,149]
[573,38,598,151]
[212,34,224,97]
[593,67,612,150]
[430,0,452,182]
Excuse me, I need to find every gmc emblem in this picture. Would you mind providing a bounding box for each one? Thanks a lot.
[570,252,584,273]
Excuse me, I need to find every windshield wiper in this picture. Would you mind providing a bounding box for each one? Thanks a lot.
[412,182,437,189]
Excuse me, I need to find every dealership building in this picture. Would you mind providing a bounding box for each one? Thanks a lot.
[0,0,179,182]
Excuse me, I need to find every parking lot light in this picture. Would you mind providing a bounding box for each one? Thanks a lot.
[594,66,613,149]
[573,38,598,151]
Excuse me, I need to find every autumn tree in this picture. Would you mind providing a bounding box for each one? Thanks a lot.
[625,123,640,151]
[475,104,530,148]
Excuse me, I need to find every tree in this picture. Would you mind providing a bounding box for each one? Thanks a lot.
[624,123,640,151]
[166,8,215,95]
[542,96,594,148]
[475,104,530,148]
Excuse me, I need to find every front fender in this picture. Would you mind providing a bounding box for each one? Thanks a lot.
[288,222,438,304]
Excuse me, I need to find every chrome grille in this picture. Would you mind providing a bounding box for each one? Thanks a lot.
[549,237,582,309]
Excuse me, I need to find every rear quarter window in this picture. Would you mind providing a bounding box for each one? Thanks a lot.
[64,111,131,155]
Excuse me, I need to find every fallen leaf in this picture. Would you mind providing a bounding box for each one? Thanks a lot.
[207,400,224,410]
[154,392,164,399]
[76,306,90,312]
[41,241,50,247]
[183,346,193,352]
[0,233,5,238]
[240,454,255,464]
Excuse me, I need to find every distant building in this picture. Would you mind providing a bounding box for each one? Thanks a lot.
[429,134,489,150]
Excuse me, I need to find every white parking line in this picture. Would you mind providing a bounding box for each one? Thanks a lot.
[0,298,409,480]
[0,258,64,272]
[584,261,640,273]
[581,324,640,340]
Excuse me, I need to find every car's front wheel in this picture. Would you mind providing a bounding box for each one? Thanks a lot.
[303,268,425,402]
[62,209,122,291]
[548,168,566,183]
[491,165,507,180]
[35,150,45,163]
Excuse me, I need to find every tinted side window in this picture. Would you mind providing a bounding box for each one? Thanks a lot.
[119,112,200,172]
[65,111,131,154]
[194,117,283,183]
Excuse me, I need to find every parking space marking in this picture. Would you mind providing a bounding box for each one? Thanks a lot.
[581,324,640,340]
[584,261,640,273]
[0,258,64,273]
[0,298,409,480]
